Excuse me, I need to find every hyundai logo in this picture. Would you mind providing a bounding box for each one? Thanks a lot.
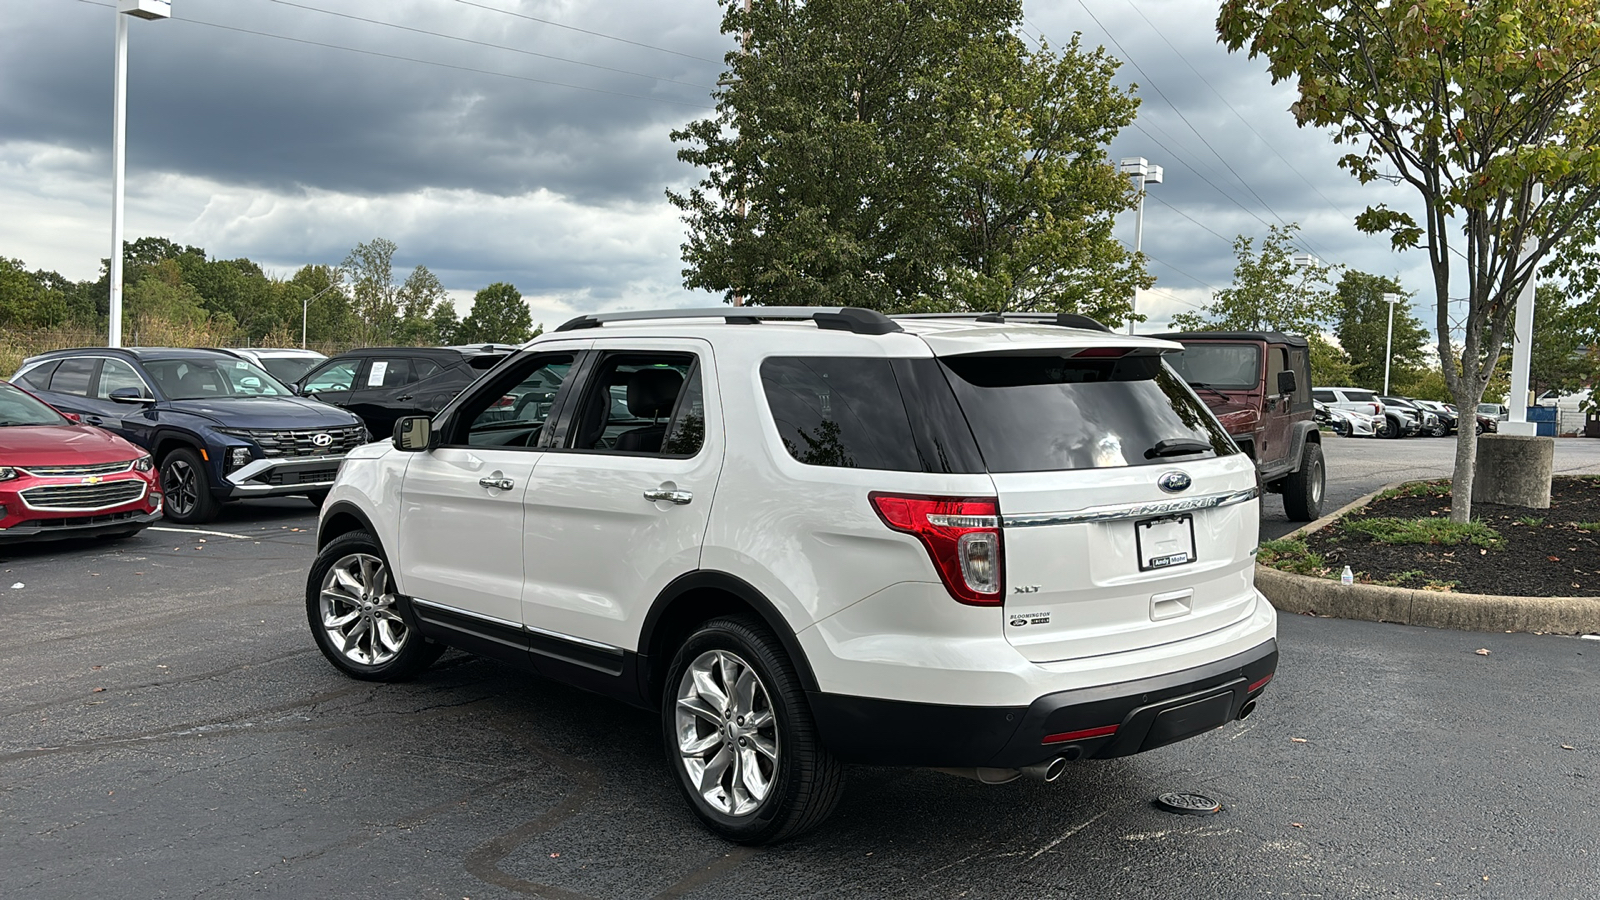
[311,433,334,448]
[1157,471,1192,493]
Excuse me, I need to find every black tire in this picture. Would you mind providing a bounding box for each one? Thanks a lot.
[305,489,330,508]
[663,616,845,845]
[1382,416,1403,439]
[159,447,221,524]
[1429,421,1449,438]
[1282,442,1325,522]
[306,531,445,682]
[1476,421,1485,435]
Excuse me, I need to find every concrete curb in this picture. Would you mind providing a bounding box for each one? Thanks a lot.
[1255,479,1600,634]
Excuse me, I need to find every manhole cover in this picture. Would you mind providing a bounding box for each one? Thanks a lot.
[1153,792,1223,816]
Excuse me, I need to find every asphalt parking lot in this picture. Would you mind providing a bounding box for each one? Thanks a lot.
[4,437,1599,899]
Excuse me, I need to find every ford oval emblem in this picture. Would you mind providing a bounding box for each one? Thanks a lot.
[1158,471,1192,493]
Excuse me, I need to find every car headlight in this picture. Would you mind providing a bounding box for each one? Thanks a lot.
[0,466,14,481]
[132,455,154,472]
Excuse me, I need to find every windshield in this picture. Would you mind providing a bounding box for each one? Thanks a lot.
[939,354,1237,472]
[0,383,70,426]
[145,358,293,400]
[1164,343,1261,390]
[258,357,322,384]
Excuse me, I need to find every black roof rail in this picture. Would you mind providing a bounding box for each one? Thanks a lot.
[891,312,1113,332]
[553,306,903,336]
[196,347,246,358]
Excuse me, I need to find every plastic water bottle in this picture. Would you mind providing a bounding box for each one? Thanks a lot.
[1340,565,1354,586]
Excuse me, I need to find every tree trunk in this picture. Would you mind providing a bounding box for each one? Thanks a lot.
[1449,409,1479,521]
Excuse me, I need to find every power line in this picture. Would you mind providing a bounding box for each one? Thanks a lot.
[1147,194,1235,248]
[68,0,712,110]
[452,0,721,65]
[1066,0,1331,261]
[268,0,716,91]
[1116,0,1357,224]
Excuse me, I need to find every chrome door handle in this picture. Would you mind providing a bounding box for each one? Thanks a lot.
[479,476,515,491]
[643,488,693,505]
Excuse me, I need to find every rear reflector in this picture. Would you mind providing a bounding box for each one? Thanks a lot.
[1248,673,1274,692]
[869,493,1003,605]
[1042,724,1119,745]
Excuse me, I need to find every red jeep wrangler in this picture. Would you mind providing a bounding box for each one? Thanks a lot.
[1159,331,1326,522]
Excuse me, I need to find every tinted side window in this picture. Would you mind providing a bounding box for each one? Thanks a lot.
[18,360,59,390]
[1312,389,1336,403]
[365,358,431,389]
[49,358,98,396]
[303,359,358,393]
[1286,347,1312,410]
[761,357,921,471]
[1344,389,1377,403]
[568,353,698,455]
[662,366,706,456]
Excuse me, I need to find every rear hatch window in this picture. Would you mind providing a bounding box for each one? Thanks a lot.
[939,354,1237,472]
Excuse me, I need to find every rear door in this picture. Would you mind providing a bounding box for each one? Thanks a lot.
[936,351,1261,663]
[520,339,722,654]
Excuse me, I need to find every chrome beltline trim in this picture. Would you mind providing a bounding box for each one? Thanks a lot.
[1002,487,1260,527]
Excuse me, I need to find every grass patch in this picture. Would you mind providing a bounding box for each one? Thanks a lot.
[1516,516,1546,527]
[1577,522,1600,532]
[1258,538,1331,577]
[1375,480,1452,501]
[1341,516,1501,548]
[1378,569,1461,591]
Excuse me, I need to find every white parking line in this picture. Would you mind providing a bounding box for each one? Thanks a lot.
[148,526,257,541]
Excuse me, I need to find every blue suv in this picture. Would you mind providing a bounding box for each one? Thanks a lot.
[13,348,367,523]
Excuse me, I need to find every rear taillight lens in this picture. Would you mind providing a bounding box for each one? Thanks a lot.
[490,394,515,409]
[869,493,1003,604]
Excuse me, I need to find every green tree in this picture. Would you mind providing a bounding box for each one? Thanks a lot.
[1168,224,1336,334]
[1218,0,1600,520]
[1308,332,1356,387]
[396,265,451,345]
[458,282,533,344]
[286,264,355,345]
[669,0,1147,320]
[1525,284,1595,399]
[1333,271,1428,393]
[343,238,401,344]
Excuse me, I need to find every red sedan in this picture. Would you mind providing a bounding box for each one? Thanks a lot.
[0,381,162,543]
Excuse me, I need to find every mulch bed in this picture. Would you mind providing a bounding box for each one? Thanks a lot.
[1290,476,1600,597]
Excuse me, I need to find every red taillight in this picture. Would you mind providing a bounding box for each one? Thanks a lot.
[869,493,1003,605]
[1073,347,1132,358]
[489,394,515,409]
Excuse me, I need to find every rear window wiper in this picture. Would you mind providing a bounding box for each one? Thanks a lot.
[1144,438,1212,459]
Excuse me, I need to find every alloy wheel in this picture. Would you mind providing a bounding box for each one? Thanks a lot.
[674,649,779,817]
[161,459,198,517]
[317,552,410,666]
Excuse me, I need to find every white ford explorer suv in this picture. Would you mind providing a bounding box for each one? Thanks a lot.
[306,307,1278,844]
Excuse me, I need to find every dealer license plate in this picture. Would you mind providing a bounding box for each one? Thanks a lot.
[1136,514,1196,571]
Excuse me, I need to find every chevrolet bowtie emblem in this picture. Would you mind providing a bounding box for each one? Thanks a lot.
[83,475,103,484]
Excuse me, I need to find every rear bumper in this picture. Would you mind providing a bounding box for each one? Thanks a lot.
[809,638,1277,768]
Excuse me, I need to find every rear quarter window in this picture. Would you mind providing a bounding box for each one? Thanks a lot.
[761,357,922,471]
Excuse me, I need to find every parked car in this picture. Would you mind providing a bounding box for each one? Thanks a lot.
[1315,399,1378,437]
[294,345,515,440]
[1407,399,1457,436]
[308,306,1278,844]
[219,348,328,386]
[12,348,366,523]
[1477,402,1509,421]
[1158,330,1326,521]
[1379,397,1440,437]
[0,381,163,542]
[1474,410,1500,434]
[1314,386,1417,438]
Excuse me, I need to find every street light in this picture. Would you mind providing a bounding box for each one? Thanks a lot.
[301,281,339,349]
[1381,292,1404,395]
[1119,157,1162,334]
[109,0,171,349]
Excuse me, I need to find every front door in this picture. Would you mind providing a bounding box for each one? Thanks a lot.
[394,347,583,626]
[521,340,722,654]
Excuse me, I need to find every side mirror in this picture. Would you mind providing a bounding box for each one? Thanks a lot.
[1277,370,1297,395]
[393,415,432,452]
[108,387,154,405]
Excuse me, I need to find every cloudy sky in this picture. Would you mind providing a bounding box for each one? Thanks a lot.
[0,0,1434,331]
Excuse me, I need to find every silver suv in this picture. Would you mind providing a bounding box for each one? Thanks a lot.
[306,308,1279,843]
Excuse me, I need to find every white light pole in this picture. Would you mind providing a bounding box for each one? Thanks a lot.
[109,0,171,349]
[301,281,339,349]
[1504,183,1544,435]
[1381,292,1404,395]
[1119,157,1162,334]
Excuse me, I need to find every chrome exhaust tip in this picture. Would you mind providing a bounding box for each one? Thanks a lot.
[1237,699,1258,721]
[1021,757,1070,783]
